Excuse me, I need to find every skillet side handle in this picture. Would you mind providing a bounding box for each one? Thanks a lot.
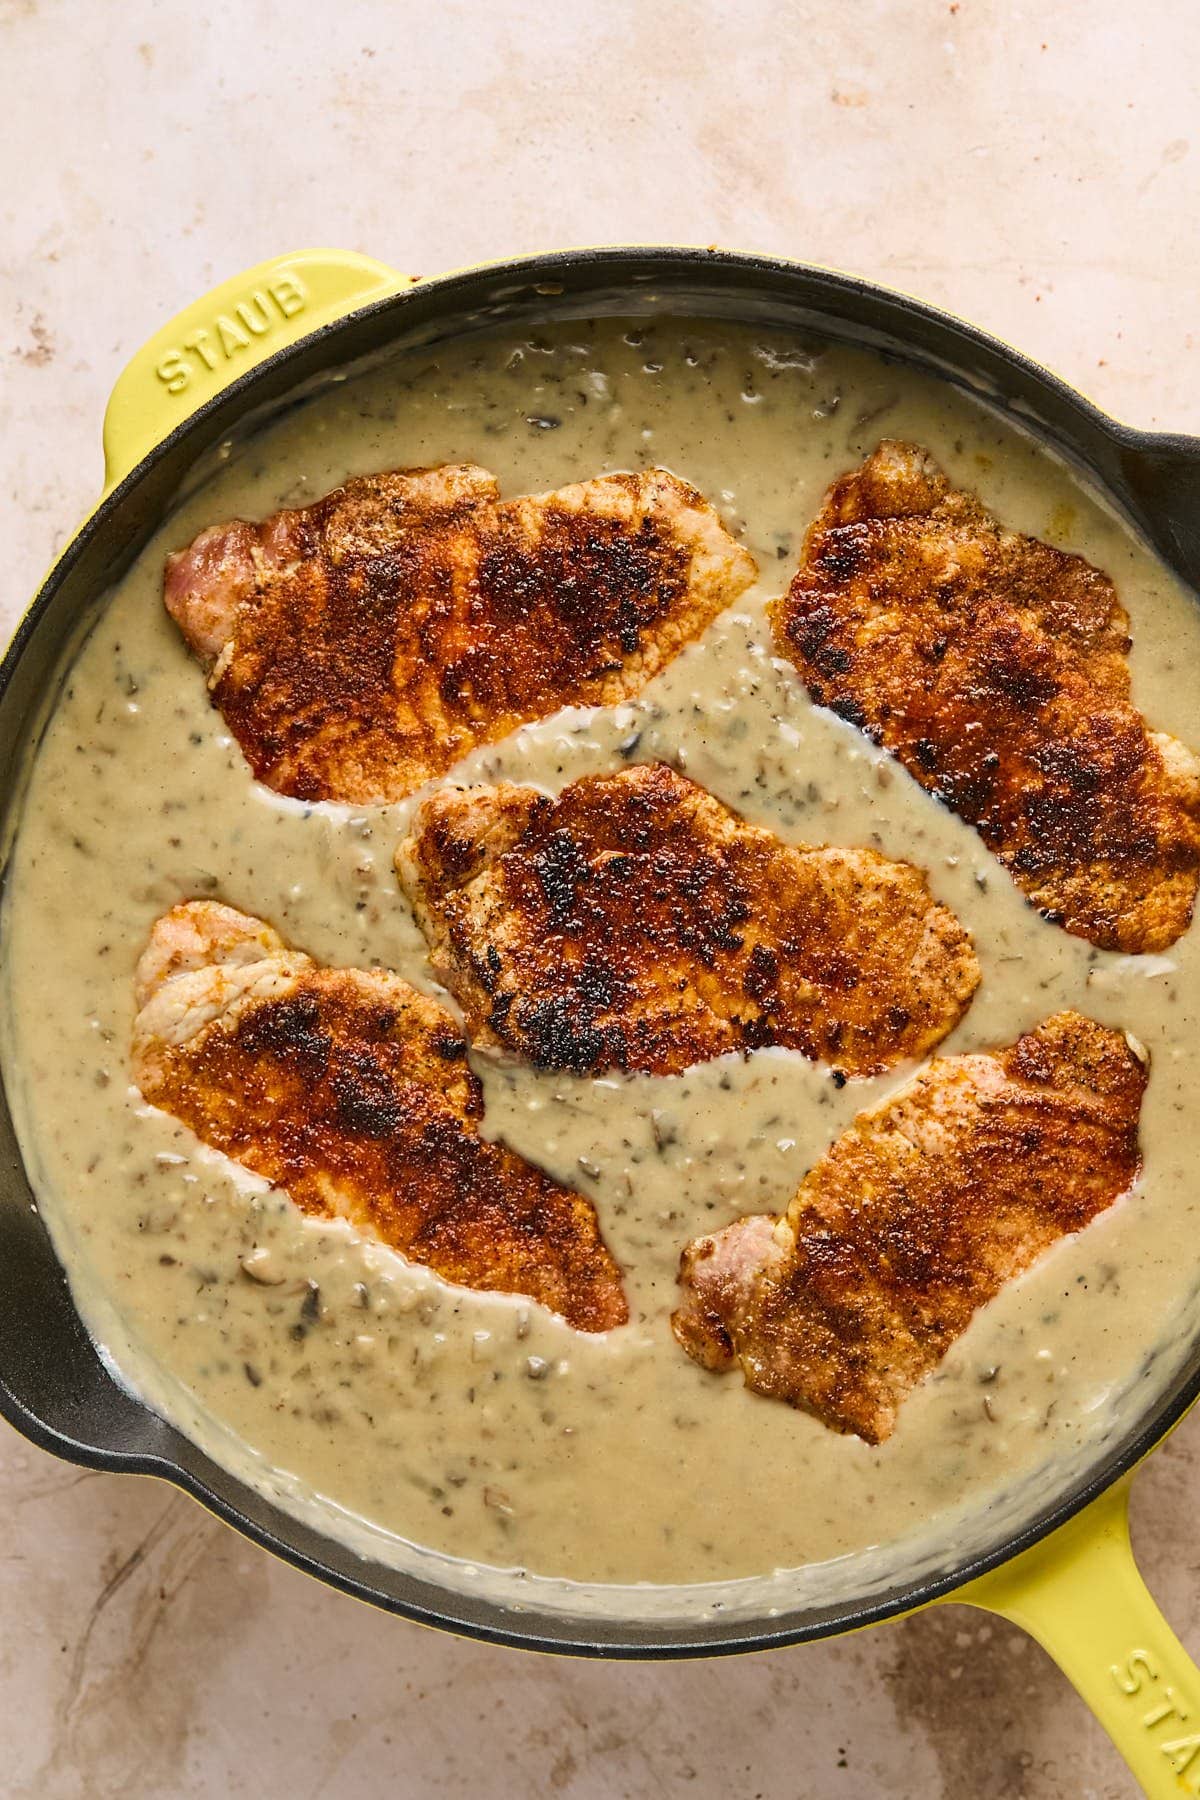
[954,1474,1200,1797]
[101,249,416,492]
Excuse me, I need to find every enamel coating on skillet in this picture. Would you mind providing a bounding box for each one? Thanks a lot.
[2,247,1200,1792]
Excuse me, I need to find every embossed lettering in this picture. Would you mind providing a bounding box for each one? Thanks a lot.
[236,293,272,336]
[152,270,309,396]
[270,273,308,317]
[1161,1732,1200,1779]
[1112,1648,1158,1696]
[156,349,190,394]
[183,328,219,371]
[1143,1687,1189,1728]
[216,313,251,354]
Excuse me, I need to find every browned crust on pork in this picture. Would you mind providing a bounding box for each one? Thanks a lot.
[672,1010,1147,1441]
[769,441,1200,952]
[164,465,757,804]
[397,762,979,1079]
[132,901,627,1332]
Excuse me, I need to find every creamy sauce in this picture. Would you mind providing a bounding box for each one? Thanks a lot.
[5,317,1200,1620]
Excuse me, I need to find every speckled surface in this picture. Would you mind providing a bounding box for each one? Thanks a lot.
[3,3,1200,1795]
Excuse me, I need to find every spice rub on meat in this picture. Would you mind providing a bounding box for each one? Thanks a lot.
[132,901,627,1332]
[164,464,757,804]
[396,761,980,1079]
[770,441,1200,952]
[672,1011,1147,1443]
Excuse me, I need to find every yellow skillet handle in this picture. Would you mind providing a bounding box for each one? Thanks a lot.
[955,1473,1200,1795]
[101,249,416,493]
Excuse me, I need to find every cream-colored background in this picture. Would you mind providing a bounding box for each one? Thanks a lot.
[3,2,1199,1794]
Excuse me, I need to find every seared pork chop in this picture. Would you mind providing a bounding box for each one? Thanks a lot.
[770,441,1200,952]
[133,901,627,1331]
[397,762,979,1078]
[165,465,757,804]
[673,1011,1146,1442]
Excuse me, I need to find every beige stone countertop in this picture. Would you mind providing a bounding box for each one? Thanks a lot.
[3,2,1200,1794]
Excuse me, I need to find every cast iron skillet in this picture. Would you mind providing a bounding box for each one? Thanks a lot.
[2,247,1199,1793]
